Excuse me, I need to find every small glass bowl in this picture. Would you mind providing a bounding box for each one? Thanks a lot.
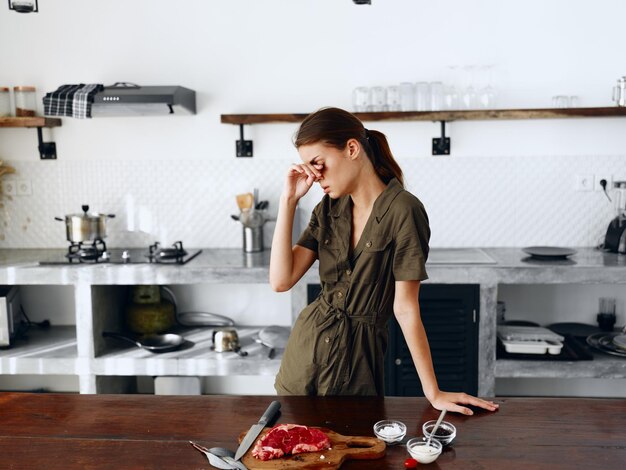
[406,436,442,464]
[422,420,457,446]
[373,419,407,444]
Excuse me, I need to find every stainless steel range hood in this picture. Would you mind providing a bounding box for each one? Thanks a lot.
[91,83,196,116]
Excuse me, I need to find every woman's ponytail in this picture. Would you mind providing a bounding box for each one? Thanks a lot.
[363,128,404,187]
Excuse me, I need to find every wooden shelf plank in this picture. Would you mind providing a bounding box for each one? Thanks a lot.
[221,106,626,125]
[0,117,62,128]
[495,353,626,379]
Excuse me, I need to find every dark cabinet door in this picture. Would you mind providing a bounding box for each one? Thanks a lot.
[306,283,479,397]
[384,284,479,396]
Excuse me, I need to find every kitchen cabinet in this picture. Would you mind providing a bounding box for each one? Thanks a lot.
[1,247,625,396]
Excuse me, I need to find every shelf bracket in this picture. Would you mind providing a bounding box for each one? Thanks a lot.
[37,127,57,160]
[432,120,450,155]
[236,124,253,157]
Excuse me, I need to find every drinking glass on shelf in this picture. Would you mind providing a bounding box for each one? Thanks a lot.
[415,82,431,111]
[477,65,497,109]
[430,82,444,111]
[352,86,370,112]
[552,95,569,108]
[461,65,478,109]
[569,95,580,108]
[369,86,386,112]
[386,85,401,111]
[399,82,415,111]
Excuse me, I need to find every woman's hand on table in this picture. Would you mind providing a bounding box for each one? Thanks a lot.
[429,391,499,415]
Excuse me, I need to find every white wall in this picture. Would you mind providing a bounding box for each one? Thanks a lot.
[1,1,626,396]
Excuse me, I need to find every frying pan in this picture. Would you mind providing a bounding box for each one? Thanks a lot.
[103,331,185,353]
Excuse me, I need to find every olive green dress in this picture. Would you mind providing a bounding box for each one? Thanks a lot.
[275,178,431,396]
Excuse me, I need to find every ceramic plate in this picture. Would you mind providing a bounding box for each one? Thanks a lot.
[522,246,578,260]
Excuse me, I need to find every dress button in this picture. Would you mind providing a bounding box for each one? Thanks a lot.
[365,241,372,248]
[346,269,352,276]
[324,337,330,343]
[337,291,343,298]
[324,239,330,245]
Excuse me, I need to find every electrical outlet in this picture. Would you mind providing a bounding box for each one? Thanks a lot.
[3,179,17,196]
[574,174,594,192]
[594,174,613,192]
[16,179,32,196]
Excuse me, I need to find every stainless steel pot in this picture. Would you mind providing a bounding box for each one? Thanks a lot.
[55,205,115,242]
[212,328,247,356]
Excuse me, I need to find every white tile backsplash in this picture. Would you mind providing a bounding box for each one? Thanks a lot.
[0,155,625,248]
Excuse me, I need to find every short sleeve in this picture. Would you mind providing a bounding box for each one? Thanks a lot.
[392,200,430,281]
[296,206,320,252]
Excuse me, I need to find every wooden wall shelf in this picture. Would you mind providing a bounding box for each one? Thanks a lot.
[220,106,626,125]
[0,117,62,128]
[220,107,626,156]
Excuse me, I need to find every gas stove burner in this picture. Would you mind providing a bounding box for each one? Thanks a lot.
[147,241,188,263]
[67,239,107,263]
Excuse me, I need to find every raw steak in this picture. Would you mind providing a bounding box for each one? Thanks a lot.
[252,424,331,461]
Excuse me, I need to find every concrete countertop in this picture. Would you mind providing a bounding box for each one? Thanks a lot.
[0,247,625,285]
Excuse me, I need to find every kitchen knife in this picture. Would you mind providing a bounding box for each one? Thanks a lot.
[234,400,281,461]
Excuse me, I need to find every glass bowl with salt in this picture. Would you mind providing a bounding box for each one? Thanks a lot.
[373,419,407,444]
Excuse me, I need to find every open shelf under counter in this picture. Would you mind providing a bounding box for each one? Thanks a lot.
[495,353,626,379]
[0,326,78,375]
[93,326,281,377]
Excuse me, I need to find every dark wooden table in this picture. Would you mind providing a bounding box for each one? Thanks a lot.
[1,393,625,469]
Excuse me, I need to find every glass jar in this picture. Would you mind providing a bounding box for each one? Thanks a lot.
[13,86,37,117]
[0,87,10,117]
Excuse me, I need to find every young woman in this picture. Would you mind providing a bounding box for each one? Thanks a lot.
[269,107,498,415]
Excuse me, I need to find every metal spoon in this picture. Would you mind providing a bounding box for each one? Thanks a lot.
[427,409,447,446]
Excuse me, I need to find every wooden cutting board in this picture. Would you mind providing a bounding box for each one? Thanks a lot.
[238,427,385,469]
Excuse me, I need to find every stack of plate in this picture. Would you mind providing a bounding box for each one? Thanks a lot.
[586,332,626,357]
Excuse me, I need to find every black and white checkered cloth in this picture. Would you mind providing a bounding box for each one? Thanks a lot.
[43,84,103,118]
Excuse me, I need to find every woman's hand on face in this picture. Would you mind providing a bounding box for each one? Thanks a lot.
[429,391,499,416]
[283,163,323,201]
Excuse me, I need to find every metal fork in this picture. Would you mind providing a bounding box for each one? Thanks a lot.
[189,442,248,470]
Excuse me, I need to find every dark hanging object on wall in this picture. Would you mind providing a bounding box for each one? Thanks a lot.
[8,0,38,13]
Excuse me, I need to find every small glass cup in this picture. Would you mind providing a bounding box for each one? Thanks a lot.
[352,86,370,112]
[406,437,442,464]
[422,420,457,446]
[386,85,401,111]
[569,95,580,108]
[552,95,570,108]
[399,82,415,111]
[373,419,406,444]
[430,82,444,111]
[14,86,36,117]
[369,86,386,112]
[415,82,431,111]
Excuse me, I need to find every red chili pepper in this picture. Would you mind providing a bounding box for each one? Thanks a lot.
[404,457,418,468]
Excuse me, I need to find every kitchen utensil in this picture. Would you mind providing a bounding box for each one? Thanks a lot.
[426,409,446,446]
[255,326,290,358]
[102,331,185,353]
[234,400,281,461]
[190,441,236,469]
[236,193,254,211]
[522,246,577,260]
[212,328,248,356]
[55,205,115,243]
[176,311,235,327]
[548,322,601,338]
[238,427,385,469]
[422,418,456,446]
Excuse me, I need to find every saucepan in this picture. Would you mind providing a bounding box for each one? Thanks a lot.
[55,205,115,243]
[212,328,248,356]
[102,331,185,353]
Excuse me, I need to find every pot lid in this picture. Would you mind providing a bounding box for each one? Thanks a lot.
[258,325,290,349]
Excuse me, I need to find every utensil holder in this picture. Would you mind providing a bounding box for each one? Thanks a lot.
[243,226,263,253]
